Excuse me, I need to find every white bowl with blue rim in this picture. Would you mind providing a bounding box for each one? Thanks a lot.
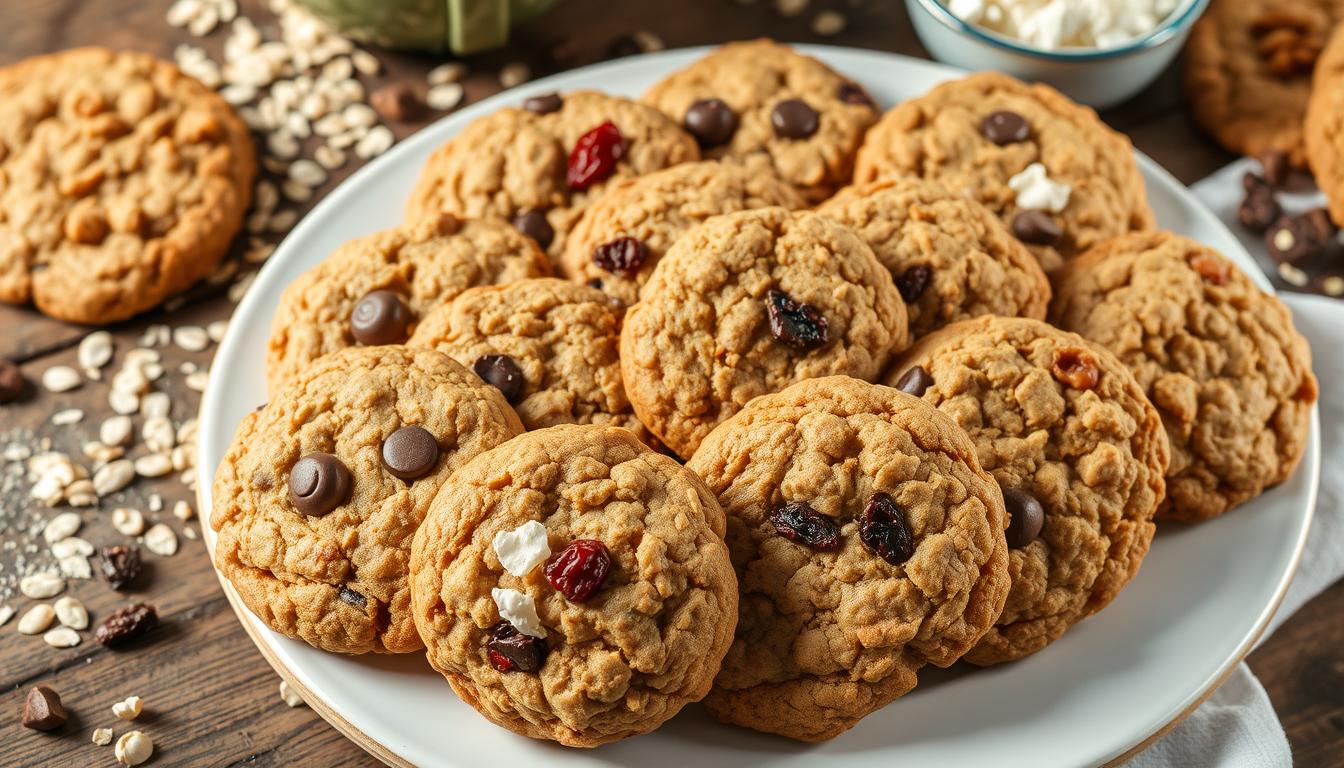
[905,0,1210,109]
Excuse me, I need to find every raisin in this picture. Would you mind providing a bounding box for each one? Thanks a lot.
[858,492,915,566]
[95,603,158,647]
[486,621,548,672]
[99,544,142,591]
[766,289,829,350]
[592,237,649,275]
[545,539,612,602]
[567,120,627,190]
[1050,348,1100,390]
[896,264,932,304]
[769,501,841,551]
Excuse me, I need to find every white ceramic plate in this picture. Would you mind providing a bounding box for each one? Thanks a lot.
[197,46,1319,768]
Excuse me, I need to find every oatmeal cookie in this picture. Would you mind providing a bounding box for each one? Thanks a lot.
[406,90,698,261]
[559,159,805,306]
[0,47,255,323]
[686,376,1009,741]
[853,72,1152,270]
[265,214,549,394]
[818,177,1050,340]
[620,207,907,458]
[1306,23,1344,224]
[642,39,878,202]
[889,317,1168,665]
[1050,231,1317,521]
[211,345,524,655]
[409,424,735,747]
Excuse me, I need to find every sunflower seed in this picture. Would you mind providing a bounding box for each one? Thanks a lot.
[18,604,56,634]
[134,454,173,478]
[78,331,115,370]
[55,596,89,630]
[41,366,81,393]
[20,573,65,599]
[51,409,84,426]
[51,537,93,558]
[93,459,136,496]
[112,508,146,537]
[143,524,179,557]
[427,83,464,111]
[43,512,82,544]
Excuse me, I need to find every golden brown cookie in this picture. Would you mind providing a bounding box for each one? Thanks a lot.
[888,317,1168,665]
[853,72,1153,270]
[1187,0,1343,166]
[409,424,735,747]
[265,214,549,394]
[1306,23,1344,224]
[406,90,698,261]
[642,40,878,202]
[818,177,1051,340]
[620,207,907,458]
[1050,231,1318,521]
[559,159,806,306]
[0,47,255,323]
[686,376,1009,741]
[211,345,524,655]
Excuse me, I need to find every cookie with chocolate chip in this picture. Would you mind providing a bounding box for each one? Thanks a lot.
[888,316,1168,665]
[211,345,523,655]
[685,376,1009,741]
[409,424,735,746]
[620,207,907,457]
[265,214,549,394]
[642,39,879,202]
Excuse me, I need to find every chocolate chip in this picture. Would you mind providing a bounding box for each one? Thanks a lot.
[381,425,439,480]
[511,209,554,251]
[289,453,352,517]
[606,33,644,59]
[981,110,1031,145]
[766,289,829,350]
[858,492,915,566]
[99,544,142,591]
[0,359,26,404]
[350,289,412,345]
[1258,149,1291,187]
[486,620,548,672]
[1002,487,1045,548]
[473,354,525,404]
[522,92,563,115]
[1267,209,1336,267]
[896,264,932,304]
[370,82,423,122]
[1238,173,1281,232]
[1011,211,1062,245]
[95,603,158,647]
[893,365,933,397]
[592,236,649,275]
[22,686,67,731]
[769,501,842,551]
[838,82,875,108]
[771,99,819,139]
[683,98,738,148]
[338,585,367,609]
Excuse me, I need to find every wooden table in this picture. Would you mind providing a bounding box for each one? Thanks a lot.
[1,1,1340,765]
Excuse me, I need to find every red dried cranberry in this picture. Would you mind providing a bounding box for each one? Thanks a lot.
[896,264,932,304]
[593,237,649,275]
[486,621,548,672]
[769,501,841,551]
[545,539,612,602]
[858,492,915,566]
[567,121,627,190]
[766,289,829,350]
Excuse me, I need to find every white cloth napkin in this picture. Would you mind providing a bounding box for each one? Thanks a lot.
[1128,159,1344,766]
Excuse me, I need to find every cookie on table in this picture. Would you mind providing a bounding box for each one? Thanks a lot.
[559,159,806,306]
[1050,231,1318,522]
[211,346,524,655]
[408,278,646,438]
[406,90,699,261]
[641,39,879,202]
[818,177,1050,341]
[620,207,907,458]
[265,214,549,394]
[686,376,1009,741]
[853,72,1153,270]
[1187,0,1341,166]
[0,47,255,323]
[1305,23,1344,225]
[888,317,1168,665]
[409,424,735,747]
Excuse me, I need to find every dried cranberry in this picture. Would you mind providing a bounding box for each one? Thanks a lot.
[593,237,649,275]
[95,603,158,647]
[486,621,548,672]
[896,264,932,304]
[567,120,627,190]
[858,492,915,566]
[838,82,875,108]
[769,501,841,551]
[766,289,829,350]
[545,539,612,602]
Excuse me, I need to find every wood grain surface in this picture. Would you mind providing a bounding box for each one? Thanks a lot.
[0,1,1339,766]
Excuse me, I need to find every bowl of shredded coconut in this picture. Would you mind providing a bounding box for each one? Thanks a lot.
[905,0,1209,108]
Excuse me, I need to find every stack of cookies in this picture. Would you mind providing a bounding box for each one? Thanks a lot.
[211,39,1319,747]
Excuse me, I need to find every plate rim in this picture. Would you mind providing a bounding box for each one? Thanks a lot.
[195,43,1320,768]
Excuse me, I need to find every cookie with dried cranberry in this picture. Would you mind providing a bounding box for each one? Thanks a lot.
[620,207,907,458]
[887,316,1168,665]
[685,376,1009,741]
[409,424,735,747]
[0,47,255,323]
[211,346,523,655]
[406,90,699,261]
[265,214,549,394]
[560,159,806,306]
[642,39,878,202]
[818,177,1050,340]
[1050,231,1318,521]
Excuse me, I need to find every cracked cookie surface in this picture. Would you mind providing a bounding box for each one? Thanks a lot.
[1050,231,1317,521]
[211,345,523,655]
[685,376,1009,741]
[890,316,1167,665]
[0,47,255,323]
[409,424,735,747]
